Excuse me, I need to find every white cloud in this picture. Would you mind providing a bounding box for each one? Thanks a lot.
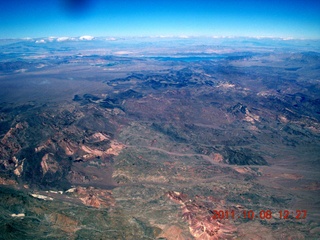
[281,37,294,41]
[35,39,46,44]
[22,37,33,41]
[159,35,172,38]
[149,35,174,39]
[106,37,117,41]
[79,35,94,41]
[57,37,71,42]
[114,51,133,55]
[47,36,56,42]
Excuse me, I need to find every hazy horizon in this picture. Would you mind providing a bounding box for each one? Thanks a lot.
[2,35,320,40]
[1,0,319,39]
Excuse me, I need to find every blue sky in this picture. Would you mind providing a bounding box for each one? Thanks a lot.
[0,0,319,39]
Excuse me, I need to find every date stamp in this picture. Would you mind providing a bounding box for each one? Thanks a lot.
[212,210,307,220]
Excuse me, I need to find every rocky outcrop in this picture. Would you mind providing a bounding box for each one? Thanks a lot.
[80,139,124,159]
[13,159,24,177]
[67,186,115,208]
[0,177,17,185]
[87,132,110,143]
[0,122,27,172]
[41,153,59,175]
[167,191,237,240]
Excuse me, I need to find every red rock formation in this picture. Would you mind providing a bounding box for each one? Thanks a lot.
[167,191,188,204]
[68,186,115,208]
[167,191,237,239]
[0,177,17,185]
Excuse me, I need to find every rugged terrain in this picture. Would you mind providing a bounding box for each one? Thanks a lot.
[0,37,320,239]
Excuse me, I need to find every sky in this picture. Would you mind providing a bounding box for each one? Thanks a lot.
[0,0,319,39]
